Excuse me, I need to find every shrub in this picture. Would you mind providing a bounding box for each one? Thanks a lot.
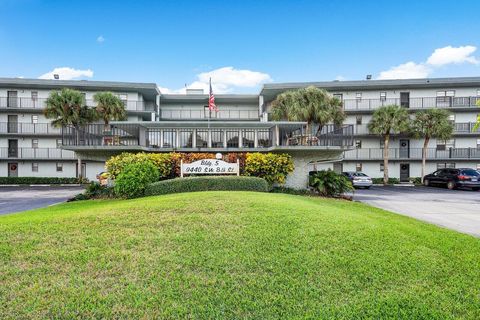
[371,177,400,185]
[270,186,317,196]
[145,176,269,196]
[410,177,422,185]
[244,153,294,185]
[0,177,86,184]
[309,170,353,197]
[106,152,176,180]
[114,161,160,198]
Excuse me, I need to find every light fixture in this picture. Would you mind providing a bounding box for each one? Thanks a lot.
[54,74,59,80]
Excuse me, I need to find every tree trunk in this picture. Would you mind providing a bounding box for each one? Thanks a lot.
[421,137,430,183]
[77,156,82,181]
[383,134,390,185]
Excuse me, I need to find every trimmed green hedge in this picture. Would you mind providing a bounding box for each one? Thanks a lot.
[371,178,400,185]
[0,177,84,184]
[145,176,269,196]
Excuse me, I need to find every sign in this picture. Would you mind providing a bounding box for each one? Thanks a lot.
[181,159,239,177]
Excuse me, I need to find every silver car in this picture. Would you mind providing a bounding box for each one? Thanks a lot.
[342,171,373,189]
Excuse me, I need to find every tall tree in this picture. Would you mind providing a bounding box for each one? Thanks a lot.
[93,92,127,131]
[411,109,454,183]
[44,88,96,180]
[368,105,410,185]
[271,86,345,136]
[474,100,480,131]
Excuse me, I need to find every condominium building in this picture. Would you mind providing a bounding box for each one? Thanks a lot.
[1,77,479,187]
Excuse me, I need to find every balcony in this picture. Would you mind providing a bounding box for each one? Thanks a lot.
[61,122,354,152]
[0,147,76,159]
[0,122,61,135]
[344,148,480,160]
[351,122,479,136]
[0,97,155,112]
[343,96,480,111]
[159,109,260,121]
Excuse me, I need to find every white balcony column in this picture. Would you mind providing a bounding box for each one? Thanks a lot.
[238,130,243,148]
[223,129,227,148]
[160,129,164,148]
[254,130,258,148]
[176,129,180,148]
[208,129,212,148]
[275,125,280,146]
[192,129,197,148]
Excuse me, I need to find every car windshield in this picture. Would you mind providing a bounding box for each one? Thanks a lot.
[461,169,479,176]
[352,172,368,177]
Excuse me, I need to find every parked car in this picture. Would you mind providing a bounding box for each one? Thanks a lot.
[342,171,373,189]
[423,168,480,190]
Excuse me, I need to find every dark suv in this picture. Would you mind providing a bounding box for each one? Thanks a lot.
[423,168,480,190]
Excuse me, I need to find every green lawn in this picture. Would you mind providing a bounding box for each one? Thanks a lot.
[1,192,479,319]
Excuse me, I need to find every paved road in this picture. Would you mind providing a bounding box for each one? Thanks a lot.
[0,186,84,215]
[354,186,480,237]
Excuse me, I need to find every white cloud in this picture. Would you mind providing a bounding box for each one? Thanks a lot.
[377,45,479,80]
[377,62,431,80]
[97,35,105,43]
[38,67,94,80]
[160,66,272,94]
[426,45,478,66]
[334,75,346,81]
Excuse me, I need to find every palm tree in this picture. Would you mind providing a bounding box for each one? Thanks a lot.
[411,109,454,183]
[93,92,127,132]
[368,105,410,185]
[474,100,480,131]
[271,86,345,136]
[44,88,96,180]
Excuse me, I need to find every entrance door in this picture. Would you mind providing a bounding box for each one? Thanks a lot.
[8,139,18,157]
[7,91,18,108]
[76,162,86,178]
[400,163,410,182]
[399,139,410,158]
[8,163,18,177]
[333,162,343,174]
[400,92,410,108]
[7,115,18,133]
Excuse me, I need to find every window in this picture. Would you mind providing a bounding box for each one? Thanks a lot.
[437,163,455,169]
[477,139,480,149]
[380,163,384,172]
[32,162,38,172]
[31,115,38,124]
[448,114,455,122]
[380,139,385,149]
[196,130,208,148]
[32,139,38,149]
[355,93,362,100]
[436,90,455,104]
[31,91,38,100]
[242,130,255,148]
[56,139,62,148]
[116,93,128,101]
[355,140,362,149]
[437,139,455,151]
[162,130,176,148]
[333,93,343,99]
[179,130,193,148]
[210,130,224,148]
[226,130,239,148]
[56,163,63,172]
[356,115,362,125]
[477,164,480,170]
[380,92,387,101]
[257,130,271,148]
[356,163,362,172]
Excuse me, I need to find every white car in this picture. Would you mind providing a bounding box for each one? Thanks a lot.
[342,172,373,189]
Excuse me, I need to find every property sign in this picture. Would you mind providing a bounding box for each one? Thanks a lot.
[181,159,239,177]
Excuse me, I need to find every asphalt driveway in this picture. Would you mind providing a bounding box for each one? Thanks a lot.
[0,186,84,215]
[354,186,480,237]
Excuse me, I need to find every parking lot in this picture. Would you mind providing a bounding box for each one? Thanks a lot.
[0,186,83,215]
[354,186,480,237]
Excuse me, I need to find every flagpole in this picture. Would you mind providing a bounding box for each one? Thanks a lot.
[208,78,211,130]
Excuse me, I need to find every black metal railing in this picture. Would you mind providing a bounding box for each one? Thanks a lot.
[342,96,480,111]
[0,122,61,134]
[0,147,76,159]
[344,148,480,160]
[0,97,154,111]
[351,122,480,135]
[62,124,141,147]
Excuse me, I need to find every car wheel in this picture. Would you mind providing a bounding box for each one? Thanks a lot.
[472,187,480,191]
[423,179,429,187]
[447,181,456,190]
[365,186,371,189]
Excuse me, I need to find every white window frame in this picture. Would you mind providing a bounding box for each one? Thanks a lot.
[32,139,38,149]
[32,162,39,172]
[355,92,362,100]
[356,163,362,172]
[380,92,387,101]
[380,163,384,172]
[31,115,38,124]
[356,115,362,125]
[56,163,63,172]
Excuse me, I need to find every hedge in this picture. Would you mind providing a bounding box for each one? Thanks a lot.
[145,176,269,196]
[0,177,84,184]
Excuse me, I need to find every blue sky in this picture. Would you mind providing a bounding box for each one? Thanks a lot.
[1,0,480,93]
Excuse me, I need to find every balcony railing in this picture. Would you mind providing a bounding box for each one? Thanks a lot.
[0,97,154,112]
[351,122,479,135]
[344,148,480,160]
[343,96,480,111]
[0,147,76,159]
[62,123,354,150]
[0,122,61,134]
[159,109,260,120]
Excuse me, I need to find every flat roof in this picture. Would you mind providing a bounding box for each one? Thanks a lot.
[111,120,306,129]
[260,77,480,100]
[0,77,160,99]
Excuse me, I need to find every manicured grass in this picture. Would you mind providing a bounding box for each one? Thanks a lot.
[1,192,479,319]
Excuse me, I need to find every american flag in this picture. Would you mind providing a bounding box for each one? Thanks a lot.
[208,78,218,112]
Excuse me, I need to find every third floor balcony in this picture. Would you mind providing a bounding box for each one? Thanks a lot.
[352,122,480,135]
[343,96,480,111]
[0,122,61,135]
